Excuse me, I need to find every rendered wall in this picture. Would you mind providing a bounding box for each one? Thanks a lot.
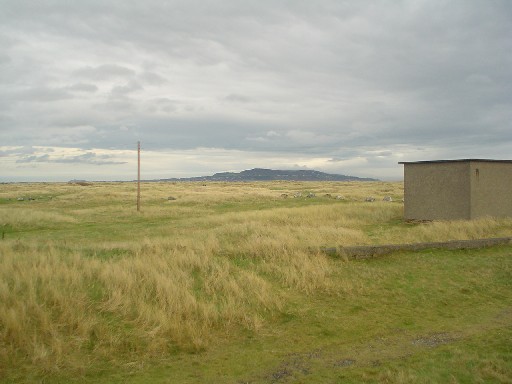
[470,161,512,218]
[403,162,471,220]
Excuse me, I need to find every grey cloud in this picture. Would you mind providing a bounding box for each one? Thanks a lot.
[16,154,51,163]
[1,1,511,181]
[0,53,10,64]
[74,64,136,81]
[224,94,252,103]
[11,126,101,148]
[55,152,127,165]
[146,98,179,113]
[19,86,74,102]
[139,71,167,85]
[111,81,143,96]
[93,100,137,113]
[66,83,98,93]
[16,151,126,165]
[0,146,42,157]
[78,116,277,151]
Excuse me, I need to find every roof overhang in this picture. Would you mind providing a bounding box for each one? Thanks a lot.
[399,159,512,165]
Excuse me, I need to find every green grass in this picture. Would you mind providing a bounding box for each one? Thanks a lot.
[111,247,512,384]
[0,181,511,383]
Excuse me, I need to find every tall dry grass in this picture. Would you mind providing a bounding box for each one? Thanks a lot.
[1,181,512,379]
[376,216,512,244]
[0,238,279,376]
[0,208,78,230]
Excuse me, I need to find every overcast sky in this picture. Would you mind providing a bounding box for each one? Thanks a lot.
[1,1,511,181]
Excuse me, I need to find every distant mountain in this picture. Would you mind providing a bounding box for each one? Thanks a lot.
[159,168,377,182]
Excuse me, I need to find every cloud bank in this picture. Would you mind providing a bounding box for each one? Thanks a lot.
[1,1,511,181]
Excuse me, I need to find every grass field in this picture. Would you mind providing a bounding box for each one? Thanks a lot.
[1,181,511,383]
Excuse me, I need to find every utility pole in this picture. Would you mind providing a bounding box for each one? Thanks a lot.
[137,141,141,212]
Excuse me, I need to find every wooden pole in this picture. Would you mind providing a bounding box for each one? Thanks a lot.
[137,141,141,212]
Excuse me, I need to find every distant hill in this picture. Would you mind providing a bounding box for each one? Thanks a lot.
[159,168,377,182]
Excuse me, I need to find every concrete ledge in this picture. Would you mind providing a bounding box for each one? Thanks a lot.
[322,237,512,260]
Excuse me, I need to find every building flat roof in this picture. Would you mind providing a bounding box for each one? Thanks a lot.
[398,159,512,165]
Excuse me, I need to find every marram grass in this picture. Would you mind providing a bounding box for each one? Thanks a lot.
[1,181,511,382]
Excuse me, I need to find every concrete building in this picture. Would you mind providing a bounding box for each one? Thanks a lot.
[399,159,512,220]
